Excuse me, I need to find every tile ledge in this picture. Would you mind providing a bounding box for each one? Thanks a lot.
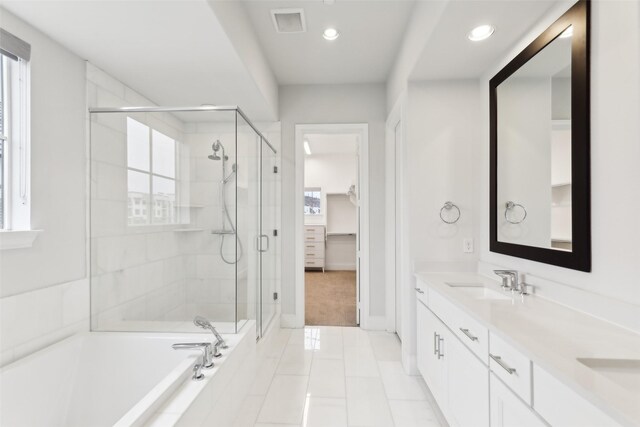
[0,229,42,250]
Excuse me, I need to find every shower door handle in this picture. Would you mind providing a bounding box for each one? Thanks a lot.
[257,235,270,253]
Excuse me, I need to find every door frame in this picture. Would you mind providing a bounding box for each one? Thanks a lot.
[294,123,370,328]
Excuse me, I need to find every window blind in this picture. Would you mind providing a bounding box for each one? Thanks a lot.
[0,28,30,62]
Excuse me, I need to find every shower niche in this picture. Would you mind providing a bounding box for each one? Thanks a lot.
[89,107,279,339]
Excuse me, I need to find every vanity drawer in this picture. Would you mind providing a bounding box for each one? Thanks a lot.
[533,365,620,427]
[415,279,427,306]
[489,332,532,404]
[305,258,325,268]
[429,288,489,362]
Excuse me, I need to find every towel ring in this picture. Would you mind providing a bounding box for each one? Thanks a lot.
[440,201,461,224]
[505,201,527,224]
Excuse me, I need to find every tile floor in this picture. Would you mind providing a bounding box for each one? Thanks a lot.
[229,326,444,427]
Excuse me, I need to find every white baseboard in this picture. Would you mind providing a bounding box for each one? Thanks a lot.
[280,314,301,328]
[362,315,387,331]
[325,264,357,271]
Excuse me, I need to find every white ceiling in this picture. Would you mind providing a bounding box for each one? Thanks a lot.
[0,0,278,121]
[410,0,570,80]
[305,133,358,155]
[241,0,415,85]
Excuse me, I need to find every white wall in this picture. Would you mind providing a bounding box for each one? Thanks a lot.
[478,0,640,330]
[386,1,448,113]
[396,80,481,372]
[0,8,88,366]
[304,153,357,227]
[279,83,387,319]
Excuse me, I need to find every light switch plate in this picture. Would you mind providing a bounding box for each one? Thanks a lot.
[463,238,474,253]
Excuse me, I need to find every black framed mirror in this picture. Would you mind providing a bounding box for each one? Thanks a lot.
[490,0,591,271]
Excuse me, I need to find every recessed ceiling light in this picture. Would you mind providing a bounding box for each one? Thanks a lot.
[559,26,573,39]
[323,28,339,41]
[467,24,495,41]
[304,140,312,155]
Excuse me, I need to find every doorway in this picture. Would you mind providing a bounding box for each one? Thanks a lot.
[295,124,370,328]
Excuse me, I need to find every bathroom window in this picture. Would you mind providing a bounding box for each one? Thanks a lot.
[0,34,31,233]
[126,117,177,226]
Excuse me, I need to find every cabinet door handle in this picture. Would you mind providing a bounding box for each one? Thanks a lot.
[490,354,516,375]
[433,332,439,355]
[415,287,424,294]
[438,337,444,359]
[459,328,478,342]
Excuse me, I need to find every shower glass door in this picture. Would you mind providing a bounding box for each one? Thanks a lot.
[259,138,278,337]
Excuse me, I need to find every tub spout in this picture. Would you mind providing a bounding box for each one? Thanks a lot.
[172,342,214,370]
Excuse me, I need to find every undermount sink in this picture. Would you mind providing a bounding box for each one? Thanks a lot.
[458,287,511,300]
[445,282,511,300]
[445,282,484,288]
[577,358,640,394]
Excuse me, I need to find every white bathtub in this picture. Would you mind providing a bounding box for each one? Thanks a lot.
[0,325,255,427]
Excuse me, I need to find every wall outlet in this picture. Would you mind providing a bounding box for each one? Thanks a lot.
[463,238,474,253]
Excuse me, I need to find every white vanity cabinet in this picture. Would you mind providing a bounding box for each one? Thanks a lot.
[490,374,546,427]
[415,275,628,427]
[416,298,489,427]
[416,300,446,405]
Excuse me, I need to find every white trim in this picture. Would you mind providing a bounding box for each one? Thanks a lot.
[0,229,41,250]
[295,123,369,329]
[363,315,387,331]
[280,314,298,329]
[385,95,404,333]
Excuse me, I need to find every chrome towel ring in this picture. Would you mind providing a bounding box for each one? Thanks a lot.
[440,201,461,224]
[505,201,527,224]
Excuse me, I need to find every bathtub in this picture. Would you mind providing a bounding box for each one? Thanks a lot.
[0,323,255,427]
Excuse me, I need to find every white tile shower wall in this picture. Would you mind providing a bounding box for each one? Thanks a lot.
[0,9,88,367]
[88,63,191,328]
[182,121,255,324]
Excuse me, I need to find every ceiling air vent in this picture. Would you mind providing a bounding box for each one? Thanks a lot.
[271,8,306,34]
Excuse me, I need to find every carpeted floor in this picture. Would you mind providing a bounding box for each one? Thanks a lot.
[305,270,357,326]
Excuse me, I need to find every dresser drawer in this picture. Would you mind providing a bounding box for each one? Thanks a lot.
[304,242,325,257]
[489,332,532,404]
[304,232,325,242]
[429,288,489,362]
[305,258,325,268]
[304,225,325,234]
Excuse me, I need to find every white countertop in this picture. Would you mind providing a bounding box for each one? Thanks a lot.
[415,272,640,427]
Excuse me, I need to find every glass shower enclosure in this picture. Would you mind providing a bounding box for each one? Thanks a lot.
[88,106,278,339]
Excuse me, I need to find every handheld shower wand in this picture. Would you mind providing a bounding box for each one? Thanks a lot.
[194,315,228,349]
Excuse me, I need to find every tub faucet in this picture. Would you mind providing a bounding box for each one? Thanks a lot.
[194,315,228,350]
[172,342,215,370]
[494,270,518,291]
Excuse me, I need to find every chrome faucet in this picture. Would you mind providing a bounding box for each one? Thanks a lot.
[493,270,519,291]
[194,315,228,350]
[172,342,215,380]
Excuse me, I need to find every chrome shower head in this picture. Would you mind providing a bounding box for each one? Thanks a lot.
[208,140,227,161]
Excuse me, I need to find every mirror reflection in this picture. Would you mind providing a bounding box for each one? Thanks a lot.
[497,27,573,251]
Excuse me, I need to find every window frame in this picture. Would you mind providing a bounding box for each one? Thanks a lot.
[126,117,179,227]
[0,51,31,232]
